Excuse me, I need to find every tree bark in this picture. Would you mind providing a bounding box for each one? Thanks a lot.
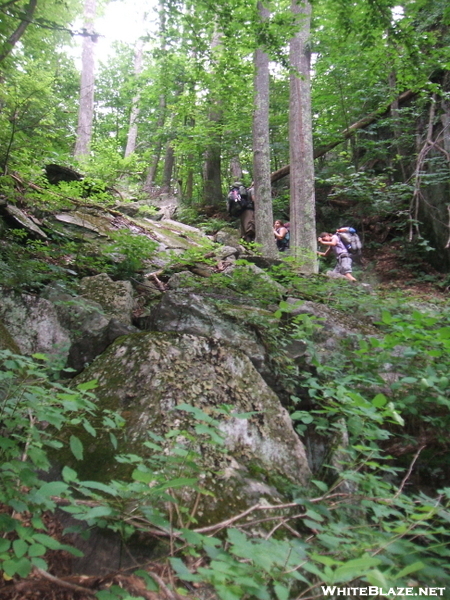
[203,27,223,206]
[253,1,276,258]
[124,38,144,158]
[271,89,417,183]
[74,0,97,158]
[161,142,175,193]
[288,0,317,273]
[144,93,166,190]
[229,156,243,180]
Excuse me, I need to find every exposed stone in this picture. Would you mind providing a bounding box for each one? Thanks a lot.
[78,273,135,325]
[71,332,311,525]
[145,291,269,375]
[214,227,242,248]
[0,288,70,359]
[3,204,48,240]
[215,245,240,260]
[52,211,114,236]
[167,271,202,290]
[68,318,139,373]
[0,318,21,353]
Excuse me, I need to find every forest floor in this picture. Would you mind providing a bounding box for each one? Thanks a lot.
[363,241,449,300]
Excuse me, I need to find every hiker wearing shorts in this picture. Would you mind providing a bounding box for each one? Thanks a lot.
[317,232,357,282]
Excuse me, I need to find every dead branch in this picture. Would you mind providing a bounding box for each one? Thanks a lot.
[145,269,166,291]
[29,568,96,596]
[271,89,417,183]
[393,444,426,499]
[7,173,122,214]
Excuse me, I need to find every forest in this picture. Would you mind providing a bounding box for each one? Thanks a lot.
[0,0,450,599]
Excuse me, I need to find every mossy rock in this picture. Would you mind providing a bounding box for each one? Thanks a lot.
[60,331,310,528]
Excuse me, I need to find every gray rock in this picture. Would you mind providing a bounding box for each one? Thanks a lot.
[215,227,242,248]
[146,291,269,375]
[4,205,48,240]
[71,332,311,526]
[79,273,135,325]
[0,288,70,360]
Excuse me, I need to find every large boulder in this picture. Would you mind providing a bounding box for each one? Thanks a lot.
[42,283,139,373]
[0,288,70,360]
[145,291,273,378]
[71,331,311,526]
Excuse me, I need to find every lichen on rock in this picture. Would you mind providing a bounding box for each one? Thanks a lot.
[70,331,311,526]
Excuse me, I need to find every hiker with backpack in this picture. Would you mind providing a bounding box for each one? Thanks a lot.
[227,181,255,243]
[273,220,290,252]
[317,230,357,282]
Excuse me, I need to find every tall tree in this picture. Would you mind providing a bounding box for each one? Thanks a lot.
[124,38,145,158]
[203,27,223,207]
[253,0,276,257]
[74,0,97,158]
[289,0,317,273]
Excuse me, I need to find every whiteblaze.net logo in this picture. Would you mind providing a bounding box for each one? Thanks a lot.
[321,586,446,597]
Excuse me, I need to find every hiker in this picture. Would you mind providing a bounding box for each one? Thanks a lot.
[317,231,357,282]
[273,220,289,252]
[227,181,255,243]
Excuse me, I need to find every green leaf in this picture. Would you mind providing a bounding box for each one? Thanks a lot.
[304,519,323,530]
[381,311,392,324]
[79,481,119,496]
[83,421,97,437]
[305,509,324,522]
[28,543,46,557]
[333,557,381,583]
[69,435,83,460]
[62,466,78,483]
[155,478,198,491]
[39,481,69,497]
[33,534,63,550]
[274,583,289,600]
[12,539,28,558]
[170,557,201,582]
[132,468,154,484]
[134,569,159,591]
[394,561,425,579]
[31,557,48,570]
[76,379,98,391]
[3,557,32,578]
[82,506,114,520]
[0,539,11,553]
[371,393,387,408]
[311,480,328,492]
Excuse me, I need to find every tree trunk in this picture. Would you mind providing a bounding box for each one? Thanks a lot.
[0,0,38,63]
[253,1,276,258]
[144,93,166,190]
[161,142,175,193]
[74,0,97,158]
[229,156,243,180]
[203,28,223,207]
[289,0,317,273]
[144,0,167,191]
[124,39,144,158]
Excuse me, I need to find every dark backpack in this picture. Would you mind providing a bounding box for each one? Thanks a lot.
[227,185,251,217]
[337,227,362,255]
